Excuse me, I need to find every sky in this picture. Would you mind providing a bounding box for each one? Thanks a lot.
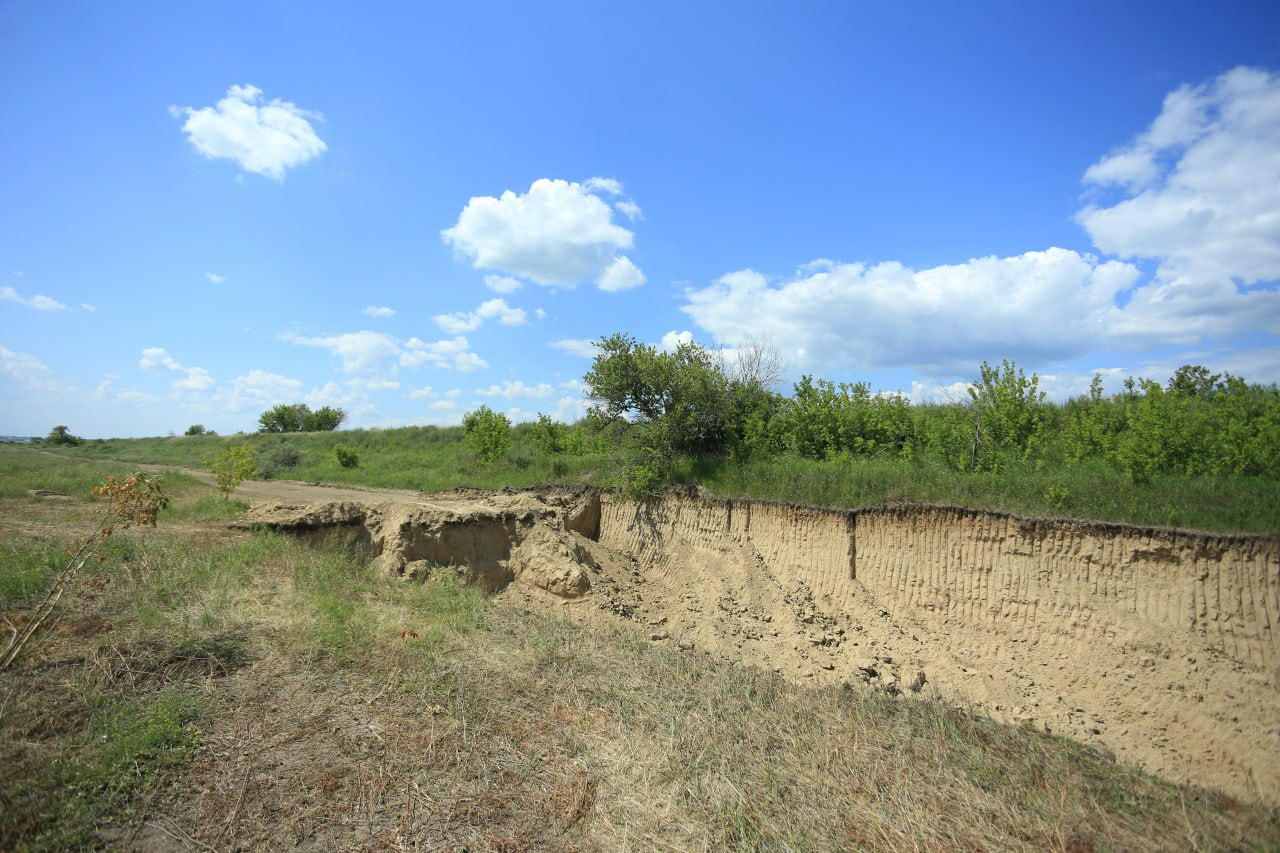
[2,1,1279,438]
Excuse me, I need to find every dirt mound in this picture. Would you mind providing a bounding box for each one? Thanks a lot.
[246,489,1280,804]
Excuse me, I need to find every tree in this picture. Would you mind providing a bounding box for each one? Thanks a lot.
[44,425,83,446]
[463,405,511,462]
[185,424,207,436]
[584,332,734,457]
[258,403,345,433]
[207,446,257,499]
[304,405,346,432]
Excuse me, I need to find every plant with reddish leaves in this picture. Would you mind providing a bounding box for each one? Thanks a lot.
[1,472,168,672]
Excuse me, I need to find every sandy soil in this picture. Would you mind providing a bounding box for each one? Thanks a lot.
[235,479,1280,805]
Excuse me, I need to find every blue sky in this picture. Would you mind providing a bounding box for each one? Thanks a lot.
[2,1,1278,438]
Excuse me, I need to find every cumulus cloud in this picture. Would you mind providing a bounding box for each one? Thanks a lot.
[174,367,215,391]
[441,178,645,290]
[139,347,182,372]
[205,273,227,284]
[683,249,1142,374]
[282,330,400,374]
[2,286,66,311]
[1078,67,1280,303]
[660,330,695,352]
[455,352,489,372]
[138,347,216,394]
[483,274,522,294]
[434,298,528,334]
[171,84,326,181]
[400,335,488,372]
[550,338,600,358]
[475,380,554,399]
[363,305,396,318]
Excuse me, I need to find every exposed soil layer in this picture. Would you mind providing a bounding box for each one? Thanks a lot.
[247,488,1280,804]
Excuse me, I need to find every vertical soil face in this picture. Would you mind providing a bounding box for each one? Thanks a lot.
[248,489,1280,804]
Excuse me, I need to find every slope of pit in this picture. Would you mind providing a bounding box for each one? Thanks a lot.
[246,488,1280,805]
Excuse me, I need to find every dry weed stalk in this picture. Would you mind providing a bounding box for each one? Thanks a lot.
[0,472,167,672]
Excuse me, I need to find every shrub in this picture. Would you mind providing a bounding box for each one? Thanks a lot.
[206,446,257,499]
[184,424,207,436]
[463,405,511,463]
[255,440,303,479]
[531,414,567,455]
[44,425,83,447]
[334,445,360,468]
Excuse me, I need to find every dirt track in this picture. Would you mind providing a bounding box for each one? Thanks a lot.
[230,476,1280,804]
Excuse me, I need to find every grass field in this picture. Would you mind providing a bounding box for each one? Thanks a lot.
[1,447,1278,849]
[45,425,1280,534]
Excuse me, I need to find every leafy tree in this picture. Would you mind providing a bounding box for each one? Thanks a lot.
[206,446,257,499]
[584,332,734,457]
[965,359,1046,471]
[44,425,83,446]
[463,405,511,463]
[304,405,347,432]
[184,424,207,436]
[259,404,308,433]
[531,413,567,455]
[258,403,346,433]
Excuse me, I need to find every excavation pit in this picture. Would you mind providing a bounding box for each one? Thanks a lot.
[247,487,1280,804]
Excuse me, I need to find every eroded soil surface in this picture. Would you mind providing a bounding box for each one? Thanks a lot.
[237,478,1280,806]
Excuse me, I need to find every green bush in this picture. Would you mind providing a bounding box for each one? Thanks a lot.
[44,425,83,447]
[462,405,511,463]
[255,440,303,479]
[206,446,257,499]
[334,445,360,468]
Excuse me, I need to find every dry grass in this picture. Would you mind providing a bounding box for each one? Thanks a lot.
[1,475,1277,851]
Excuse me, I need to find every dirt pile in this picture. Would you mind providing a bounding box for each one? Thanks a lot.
[246,488,1280,804]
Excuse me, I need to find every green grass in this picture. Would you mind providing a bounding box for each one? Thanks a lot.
[38,425,1280,533]
[1,449,1276,849]
[689,452,1280,533]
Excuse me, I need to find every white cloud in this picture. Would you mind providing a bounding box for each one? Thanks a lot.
[483,274,522,294]
[2,286,67,311]
[683,249,1144,374]
[406,385,435,399]
[430,399,458,411]
[400,335,488,372]
[0,346,57,390]
[171,84,326,181]
[139,347,182,372]
[366,377,400,391]
[282,330,399,374]
[535,308,547,320]
[551,338,600,358]
[441,177,644,290]
[363,305,396,318]
[205,273,227,284]
[455,352,489,372]
[583,177,624,195]
[219,369,303,409]
[1079,67,1280,294]
[660,330,694,352]
[597,255,646,292]
[174,367,215,392]
[81,303,95,312]
[475,380,555,399]
[434,298,528,334]
[615,199,644,221]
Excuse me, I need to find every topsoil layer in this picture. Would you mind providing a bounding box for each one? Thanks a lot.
[243,483,1280,805]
